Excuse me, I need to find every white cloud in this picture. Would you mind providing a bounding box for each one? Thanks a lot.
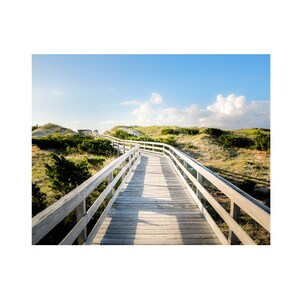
[120,100,141,106]
[149,92,163,104]
[123,93,270,129]
[202,94,270,128]
[207,94,246,115]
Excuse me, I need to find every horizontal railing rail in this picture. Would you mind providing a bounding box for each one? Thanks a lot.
[32,144,140,245]
[101,134,270,245]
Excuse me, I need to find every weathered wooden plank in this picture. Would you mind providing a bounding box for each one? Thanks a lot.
[114,199,196,203]
[97,238,220,245]
[96,233,218,239]
[97,227,214,233]
[107,211,204,216]
[112,204,198,209]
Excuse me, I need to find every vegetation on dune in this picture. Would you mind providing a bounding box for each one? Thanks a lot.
[112,128,177,146]
[32,135,113,155]
[45,153,92,199]
[32,123,77,136]
[203,128,224,137]
[32,183,47,217]
[161,127,200,135]
[32,129,119,244]
[32,125,40,131]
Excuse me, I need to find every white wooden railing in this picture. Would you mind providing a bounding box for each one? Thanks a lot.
[101,134,271,245]
[32,144,140,245]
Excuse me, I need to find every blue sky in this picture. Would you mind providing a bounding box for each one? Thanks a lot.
[32,54,270,132]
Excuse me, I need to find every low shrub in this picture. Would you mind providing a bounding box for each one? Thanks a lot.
[78,138,113,156]
[86,156,105,167]
[157,136,177,146]
[239,178,256,195]
[252,131,270,151]
[137,135,156,142]
[161,128,179,135]
[33,135,113,156]
[161,127,200,135]
[203,128,224,137]
[32,183,47,216]
[32,125,39,131]
[113,129,135,140]
[45,153,92,198]
[218,134,251,148]
[181,128,200,135]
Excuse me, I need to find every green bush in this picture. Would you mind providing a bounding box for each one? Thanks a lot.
[218,134,251,148]
[45,153,91,198]
[161,127,199,135]
[113,129,135,140]
[239,178,256,195]
[252,131,270,151]
[32,135,88,150]
[32,125,39,131]
[137,135,156,142]
[86,156,105,167]
[157,136,177,146]
[78,138,113,155]
[185,143,194,149]
[204,128,224,137]
[181,128,200,135]
[161,128,179,135]
[32,183,47,216]
[33,135,113,156]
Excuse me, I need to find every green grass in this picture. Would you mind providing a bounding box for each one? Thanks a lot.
[32,145,117,206]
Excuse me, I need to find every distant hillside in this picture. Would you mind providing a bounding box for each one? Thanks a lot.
[32,123,78,137]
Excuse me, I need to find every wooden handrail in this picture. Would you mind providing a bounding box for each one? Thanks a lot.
[32,144,140,245]
[102,134,270,245]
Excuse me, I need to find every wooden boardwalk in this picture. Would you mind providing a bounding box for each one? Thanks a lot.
[92,152,220,245]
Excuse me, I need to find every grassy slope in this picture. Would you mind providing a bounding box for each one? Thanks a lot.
[32,145,116,206]
[109,125,270,199]
[32,123,77,137]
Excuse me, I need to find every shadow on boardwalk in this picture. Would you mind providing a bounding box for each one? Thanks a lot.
[97,153,219,245]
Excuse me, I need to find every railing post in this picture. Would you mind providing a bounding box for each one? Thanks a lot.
[183,161,187,180]
[196,172,203,200]
[121,146,126,181]
[108,172,114,199]
[117,143,120,157]
[76,201,87,245]
[228,201,241,245]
